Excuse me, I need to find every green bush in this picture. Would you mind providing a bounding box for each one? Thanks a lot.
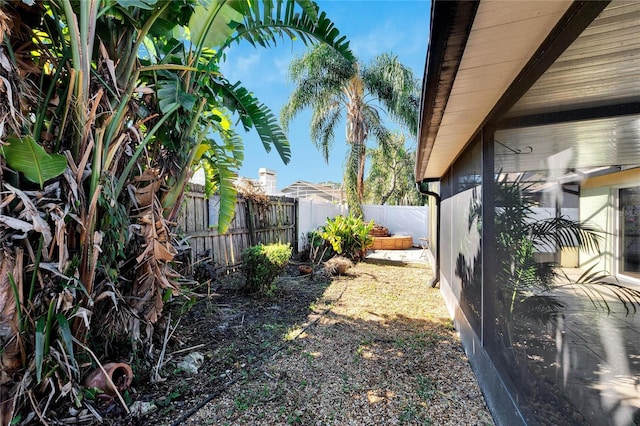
[320,214,374,261]
[241,243,292,295]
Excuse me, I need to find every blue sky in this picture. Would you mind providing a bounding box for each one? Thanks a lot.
[220,0,431,190]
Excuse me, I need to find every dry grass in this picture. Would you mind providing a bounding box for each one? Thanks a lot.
[176,260,494,426]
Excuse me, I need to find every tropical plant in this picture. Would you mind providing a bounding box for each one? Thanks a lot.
[303,229,335,264]
[364,132,425,205]
[281,44,420,218]
[0,1,352,423]
[241,243,292,295]
[320,214,374,261]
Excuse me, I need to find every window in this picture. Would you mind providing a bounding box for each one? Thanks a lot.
[619,187,640,279]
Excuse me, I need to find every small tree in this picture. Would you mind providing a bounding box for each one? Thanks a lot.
[365,133,426,205]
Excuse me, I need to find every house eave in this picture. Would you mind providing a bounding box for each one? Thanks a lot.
[416,0,574,181]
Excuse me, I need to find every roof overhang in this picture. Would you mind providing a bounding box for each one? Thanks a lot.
[416,0,574,181]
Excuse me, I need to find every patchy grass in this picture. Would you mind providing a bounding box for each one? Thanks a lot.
[172,260,494,426]
[97,259,493,425]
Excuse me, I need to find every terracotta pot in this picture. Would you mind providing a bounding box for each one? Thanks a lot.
[299,265,313,275]
[83,362,133,395]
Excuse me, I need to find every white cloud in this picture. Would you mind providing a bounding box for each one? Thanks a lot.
[221,52,262,82]
[274,56,292,81]
[350,20,404,60]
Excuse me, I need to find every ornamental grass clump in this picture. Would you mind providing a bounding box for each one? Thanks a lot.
[241,243,292,295]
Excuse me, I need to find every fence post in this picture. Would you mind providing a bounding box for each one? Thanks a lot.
[245,198,257,246]
[294,199,299,253]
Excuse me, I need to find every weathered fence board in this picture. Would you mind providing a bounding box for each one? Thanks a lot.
[177,186,297,274]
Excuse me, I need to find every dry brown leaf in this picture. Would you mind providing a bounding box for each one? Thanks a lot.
[0,214,33,233]
[4,184,52,247]
[57,288,75,312]
[153,240,177,262]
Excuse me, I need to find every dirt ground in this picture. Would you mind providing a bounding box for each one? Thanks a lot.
[102,258,494,425]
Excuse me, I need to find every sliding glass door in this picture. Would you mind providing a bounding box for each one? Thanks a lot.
[620,187,640,279]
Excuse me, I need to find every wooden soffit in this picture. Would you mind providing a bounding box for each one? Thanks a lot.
[416,0,573,181]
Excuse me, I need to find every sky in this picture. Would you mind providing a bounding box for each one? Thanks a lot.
[219,0,431,190]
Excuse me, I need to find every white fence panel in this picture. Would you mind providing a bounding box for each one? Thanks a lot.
[363,204,429,247]
[298,199,346,240]
[297,201,429,249]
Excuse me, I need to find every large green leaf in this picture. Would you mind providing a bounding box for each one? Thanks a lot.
[189,0,244,49]
[202,156,238,234]
[1,136,67,187]
[157,75,197,113]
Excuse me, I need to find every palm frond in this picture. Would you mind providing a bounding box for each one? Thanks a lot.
[529,216,603,254]
[361,107,390,146]
[281,44,354,132]
[309,100,342,162]
[361,53,420,135]
[555,265,640,315]
[226,1,353,62]
[514,294,565,325]
[222,81,291,164]
[201,154,239,234]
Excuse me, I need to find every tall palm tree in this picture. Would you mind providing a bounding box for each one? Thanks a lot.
[281,44,420,217]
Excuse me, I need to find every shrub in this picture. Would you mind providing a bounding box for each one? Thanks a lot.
[241,243,292,295]
[320,214,374,261]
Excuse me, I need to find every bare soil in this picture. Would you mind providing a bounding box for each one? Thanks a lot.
[100,258,494,425]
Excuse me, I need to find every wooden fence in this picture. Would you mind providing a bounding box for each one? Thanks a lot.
[176,185,298,274]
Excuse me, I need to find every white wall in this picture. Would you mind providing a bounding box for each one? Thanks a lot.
[297,200,429,248]
[297,199,346,241]
[363,204,429,246]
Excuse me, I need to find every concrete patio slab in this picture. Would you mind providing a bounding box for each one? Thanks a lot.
[365,247,427,264]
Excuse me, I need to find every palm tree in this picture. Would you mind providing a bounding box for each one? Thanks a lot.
[365,132,425,205]
[0,1,352,423]
[280,44,419,217]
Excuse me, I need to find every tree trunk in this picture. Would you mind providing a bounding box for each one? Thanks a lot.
[356,140,366,202]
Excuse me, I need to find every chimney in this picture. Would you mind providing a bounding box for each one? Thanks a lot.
[258,168,277,195]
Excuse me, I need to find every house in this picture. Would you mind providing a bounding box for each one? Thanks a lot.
[258,168,278,195]
[279,180,345,204]
[416,1,640,425]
